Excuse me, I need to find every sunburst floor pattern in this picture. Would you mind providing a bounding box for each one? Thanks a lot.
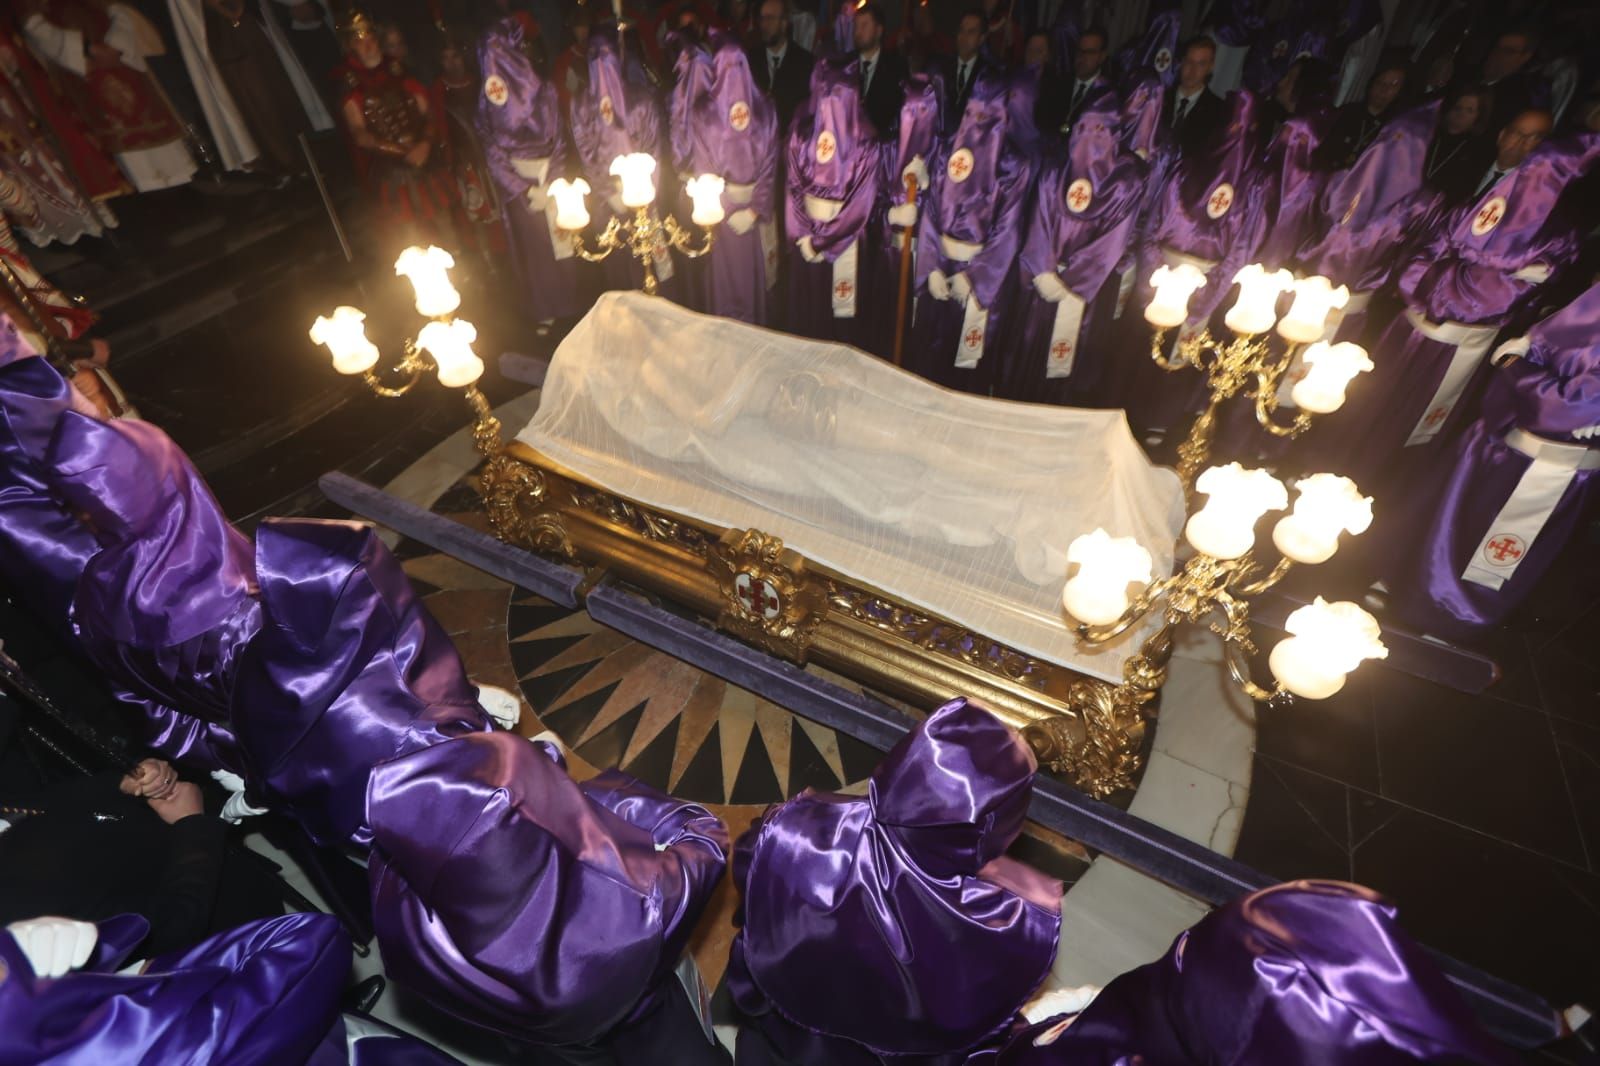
[509,592,887,806]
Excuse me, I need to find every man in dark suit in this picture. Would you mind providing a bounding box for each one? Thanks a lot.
[938,9,994,127]
[1037,24,1116,136]
[1476,27,1547,133]
[1163,36,1226,157]
[853,2,908,135]
[752,0,815,132]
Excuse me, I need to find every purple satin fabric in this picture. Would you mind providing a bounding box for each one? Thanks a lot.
[232,518,492,849]
[1205,0,1263,46]
[47,411,261,724]
[670,39,715,175]
[1298,101,1441,306]
[1003,100,1145,401]
[865,73,943,356]
[570,33,664,214]
[1253,111,1330,271]
[689,33,779,324]
[309,1015,467,1066]
[728,698,1062,1061]
[1118,76,1170,163]
[784,58,881,345]
[476,16,581,322]
[987,881,1517,1065]
[906,76,1036,392]
[0,352,100,639]
[1385,282,1600,637]
[0,912,351,1065]
[367,729,727,1046]
[1112,5,1179,93]
[1241,12,1328,95]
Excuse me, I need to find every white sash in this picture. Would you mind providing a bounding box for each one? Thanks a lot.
[955,293,987,368]
[939,234,984,262]
[1045,288,1086,378]
[830,239,858,317]
[513,157,574,260]
[1462,428,1600,589]
[1402,308,1499,446]
[1319,287,1373,342]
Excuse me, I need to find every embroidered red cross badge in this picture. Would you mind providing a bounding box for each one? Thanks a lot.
[1485,535,1525,564]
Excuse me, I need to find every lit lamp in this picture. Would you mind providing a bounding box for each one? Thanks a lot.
[416,319,483,389]
[610,152,657,208]
[1224,264,1294,336]
[1145,263,1207,329]
[1290,341,1373,414]
[1269,598,1389,699]
[308,306,379,375]
[1184,463,1287,560]
[1277,275,1350,344]
[553,154,721,295]
[1062,529,1154,626]
[310,246,503,459]
[549,178,591,230]
[685,174,727,227]
[1271,474,1373,565]
[394,245,461,319]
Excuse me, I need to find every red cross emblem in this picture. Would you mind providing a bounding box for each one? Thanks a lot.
[484,74,509,107]
[816,130,836,163]
[1067,178,1092,214]
[1484,534,1525,565]
[962,327,984,349]
[947,147,975,183]
[1423,405,1449,429]
[600,95,615,126]
[1472,196,1506,236]
[1153,47,1172,73]
[729,100,750,131]
[734,572,782,619]
[1206,183,1233,219]
[834,279,853,300]
[1050,339,1073,361]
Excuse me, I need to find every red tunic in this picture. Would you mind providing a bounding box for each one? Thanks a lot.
[0,21,129,201]
[338,55,455,229]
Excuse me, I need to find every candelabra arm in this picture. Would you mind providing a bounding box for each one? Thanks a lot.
[1175,391,1223,493]
[572,216,625,263]
[1213,594,1283,703]
[1073,573,1178,644]
[461,384,505,458]
[1231,555,1294,597]
[360,339,431,398]
[1150,326,1209,372]
[1253,388,1316,438]
[663,213,716,258]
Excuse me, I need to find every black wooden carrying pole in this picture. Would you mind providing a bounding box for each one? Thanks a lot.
[317,470,1567,1051]
[0,645,136,774]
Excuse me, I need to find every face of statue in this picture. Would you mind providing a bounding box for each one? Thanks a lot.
[1495,109,1551,169]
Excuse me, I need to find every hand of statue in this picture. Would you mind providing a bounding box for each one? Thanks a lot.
[148,781,205,824]
[404,140,432,168]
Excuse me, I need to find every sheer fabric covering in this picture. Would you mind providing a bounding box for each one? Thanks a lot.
[519,292,1184,681]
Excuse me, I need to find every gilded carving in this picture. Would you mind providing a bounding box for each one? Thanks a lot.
[827,585,1049,690]
[569,485,715,557]
[706,529,829,662]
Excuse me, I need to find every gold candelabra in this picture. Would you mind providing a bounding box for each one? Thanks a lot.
[572,204,715,296]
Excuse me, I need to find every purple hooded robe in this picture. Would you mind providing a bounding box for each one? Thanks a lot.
[476,16,582,323]
[783,58,882,347]
[981,881,1519,1065]
[1111,2,1180,95]
[868,72,944,358]
[685,32,779,324]
[1305,132,1600,485]
[1383,282,1600,639]
[0,912,350,1065]
[1297,101,1443,343]
[367,728,728,1047]
[1252,110,1332,272]
[905,73,1036,393]
[726,697,1062,1065]
[1001,97,1145,404]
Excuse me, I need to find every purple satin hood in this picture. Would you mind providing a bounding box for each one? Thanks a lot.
[367,729,728,1045]
[1180,89,1260,211]
[231,518,492,849]
[994,881,1519,1065]
[797,57,874,193]
[1243,15,1328,95]
[0,912,350,1065]
[690,32,777,184]
[570,32,662,180]
[1119,74,1169,160]
[886,73,944,205]
[1068,97,1134,211]
[732,698,1062,1057]
[46,412,260,723]
[1254,110,1331,270]
[1439,132,1600,257]
[476,16,560,160]
[929,75,1012,243]
[0,355,99,637]
[1114,5,1179,91]
[669,38,714,172]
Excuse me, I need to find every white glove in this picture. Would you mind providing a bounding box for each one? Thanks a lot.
[902,155,930,192]
[1021,983,1102,1024]
[607,193,627,215]
[220,791,269,824]
[886,202,918,228]
[1032,272,1071,303]
[727,208,756,235]
[797,235,824,263]
[950,270,973,303]
[211,769,247,793]
[926,268,951,301]
[475,682,523,730]
[530,729,568,756]
[526,184,549,213]
[8,917,98,978]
